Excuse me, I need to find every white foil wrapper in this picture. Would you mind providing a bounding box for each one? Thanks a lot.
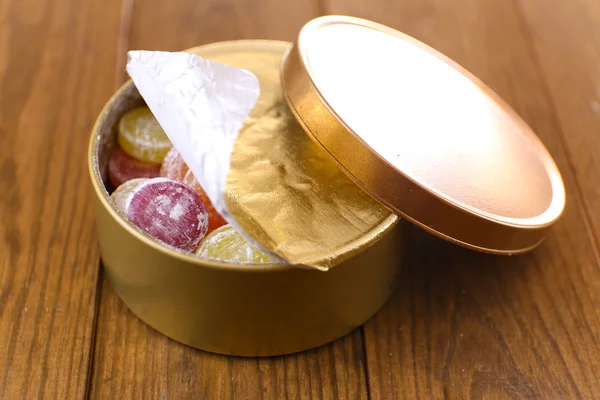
[126,50,262,249]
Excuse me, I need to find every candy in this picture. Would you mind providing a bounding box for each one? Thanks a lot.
[159,147,189,181]
[118,107,173,164]
[195,225,278,264]
[108,147,161,188]
[160,148,227,234]
[110,178,148,213]
[125,177,209,251]
[183,170,227,233]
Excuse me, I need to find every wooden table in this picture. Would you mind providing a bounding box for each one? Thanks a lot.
[1,0,599,398]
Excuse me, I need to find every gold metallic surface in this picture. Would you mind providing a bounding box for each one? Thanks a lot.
[199,42,394,269]
[88,40,403,356]
[282,16,566,254]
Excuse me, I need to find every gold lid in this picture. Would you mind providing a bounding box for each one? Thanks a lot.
[281,16,566,254]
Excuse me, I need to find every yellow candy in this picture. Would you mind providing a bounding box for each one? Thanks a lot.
[118,107,172,164]
[195,225,279,264]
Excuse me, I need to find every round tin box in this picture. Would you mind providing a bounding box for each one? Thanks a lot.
[89,16,565,357]
[89,40,402,357]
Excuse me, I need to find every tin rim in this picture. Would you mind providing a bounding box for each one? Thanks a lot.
[88,39,399,272]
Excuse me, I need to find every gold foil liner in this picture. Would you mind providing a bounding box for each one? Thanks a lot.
[187,43,395,270]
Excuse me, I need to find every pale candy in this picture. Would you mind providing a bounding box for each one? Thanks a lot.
[110,178,149,213]
[195,225,278,264]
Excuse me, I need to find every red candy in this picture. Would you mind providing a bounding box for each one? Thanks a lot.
[160,148,227,234]
[125,177,209,251]
[108,147,161,188]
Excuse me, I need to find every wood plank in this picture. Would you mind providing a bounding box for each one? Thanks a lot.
[89,1,369,399]
[90,286,368,399]
[0,0,122,398]
[517,0,600,258]
[128,0,319,51]
[323,0,600,398]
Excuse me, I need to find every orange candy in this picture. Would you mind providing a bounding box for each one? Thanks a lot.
[159,147,188,181]
[183,170,227,233]
[160,148,227,233]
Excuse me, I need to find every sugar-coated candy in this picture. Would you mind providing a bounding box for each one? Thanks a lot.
[183,170,227,233]
[118,107,173,164]
[195,225,278,264]
[160,148,227,234]
[110,178,148,213]
[159,147,188,181]
[126,177,209,251]
[108,148,161,188]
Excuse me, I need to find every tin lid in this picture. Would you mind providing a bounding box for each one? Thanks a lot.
[281,16,566,254]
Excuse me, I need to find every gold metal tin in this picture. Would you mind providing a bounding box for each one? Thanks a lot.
[89,40,403,356]
[281,16,566,255]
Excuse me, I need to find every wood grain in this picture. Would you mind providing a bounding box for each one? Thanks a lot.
[0,0,122,398]
[89,1,369,399]
[90,285,368,399]
[323,0,600,398]
[2,0,598,397]
[517,0,600,251]
[128,0,320,51]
